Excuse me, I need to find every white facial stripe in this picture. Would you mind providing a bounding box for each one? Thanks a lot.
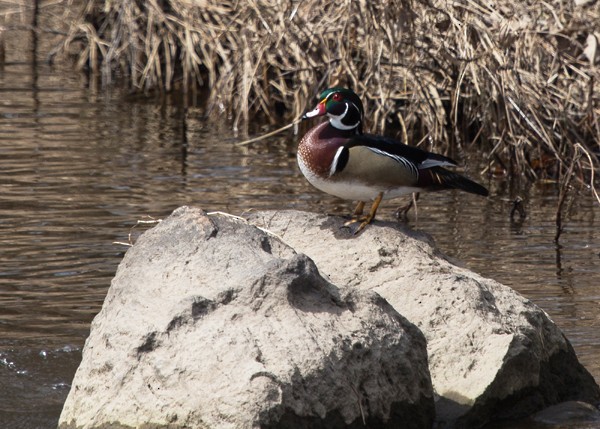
[347,101,362,126]
[329,102,360,130]
[352,102,362,117]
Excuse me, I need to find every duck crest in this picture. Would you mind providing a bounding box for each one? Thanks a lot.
[298,122,353,179]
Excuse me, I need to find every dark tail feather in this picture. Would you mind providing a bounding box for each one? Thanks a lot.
[419,166,489,196]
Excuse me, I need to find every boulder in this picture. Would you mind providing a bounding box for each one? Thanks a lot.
[59,207,434,429]
[246,210,600,428]
[532,401,600,426]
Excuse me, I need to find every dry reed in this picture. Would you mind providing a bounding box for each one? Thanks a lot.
[55,0,599,188]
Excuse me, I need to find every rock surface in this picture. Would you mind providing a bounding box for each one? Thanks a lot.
[59,207,434,429]
[246,210,600,428]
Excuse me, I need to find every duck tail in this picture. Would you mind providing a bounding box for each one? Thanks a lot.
[420,166,489,196]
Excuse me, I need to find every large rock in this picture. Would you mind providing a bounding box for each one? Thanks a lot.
[246,210,600,428]
[59,207,434,429]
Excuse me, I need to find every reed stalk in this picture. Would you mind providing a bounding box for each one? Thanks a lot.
[49,0,600,186]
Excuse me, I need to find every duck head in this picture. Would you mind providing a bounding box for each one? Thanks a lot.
[303,87,364,134]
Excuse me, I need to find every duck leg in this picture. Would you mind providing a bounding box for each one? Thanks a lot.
[343,193,383,234]
[352,201,365,217]
[354,192,384,234]
[343,201,366,226]
[395,192,420,220]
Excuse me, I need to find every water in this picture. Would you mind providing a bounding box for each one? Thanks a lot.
[1,22,599,429]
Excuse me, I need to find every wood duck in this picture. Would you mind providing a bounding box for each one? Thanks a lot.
[298,87,489,233]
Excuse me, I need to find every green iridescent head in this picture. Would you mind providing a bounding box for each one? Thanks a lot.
[303,87,364,133]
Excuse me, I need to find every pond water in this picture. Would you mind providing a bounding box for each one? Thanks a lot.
[1,25,599,429]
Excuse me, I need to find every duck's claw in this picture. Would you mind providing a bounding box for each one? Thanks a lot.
[341,193,384,235]
[342,213,374,235]
[353,218,372,235]
[343,216,361,227]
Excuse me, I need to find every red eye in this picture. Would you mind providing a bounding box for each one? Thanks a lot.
[332,93,343,102]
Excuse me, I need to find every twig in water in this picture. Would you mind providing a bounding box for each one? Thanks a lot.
[554,153,580,244]
[574,143,600,206]
[113,218,162,247]
[234,118,302,146]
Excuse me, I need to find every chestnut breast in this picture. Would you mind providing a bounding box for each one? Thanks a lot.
[297,122,352,178]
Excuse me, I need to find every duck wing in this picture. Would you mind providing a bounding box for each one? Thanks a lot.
[332,133,457,176]
[331,134,488,196]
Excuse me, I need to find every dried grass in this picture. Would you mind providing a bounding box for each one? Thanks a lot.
[57,0,600,185]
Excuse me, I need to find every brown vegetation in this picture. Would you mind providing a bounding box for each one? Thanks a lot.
[57,0,599,188]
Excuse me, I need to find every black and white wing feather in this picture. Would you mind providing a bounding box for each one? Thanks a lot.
[332,133,457,174]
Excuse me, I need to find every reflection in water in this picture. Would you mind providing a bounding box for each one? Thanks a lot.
[0,22,599,429]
